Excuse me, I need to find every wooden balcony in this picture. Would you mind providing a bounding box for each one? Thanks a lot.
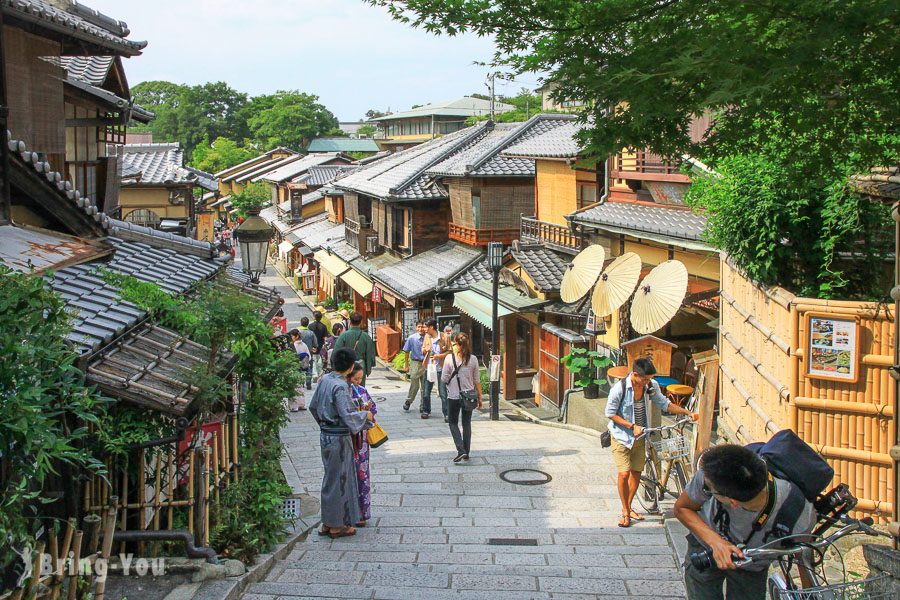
[345,217,380,257]
[610,151,690,183]
[448,223,519,247]
[519,216,582,254]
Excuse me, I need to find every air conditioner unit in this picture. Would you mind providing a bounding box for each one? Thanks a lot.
[365,236,380,255]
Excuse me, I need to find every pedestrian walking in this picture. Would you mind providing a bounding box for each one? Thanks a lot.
[442,332,483,462]
[288,328,312,411]
[401,320,429,417]
[320,323,343,374]
[338,308,351,332]
[309,311,329,382]
[421,318,451,422]
[298,317,318,390]
[269,308,287,336]
[309,348,373,539]
[333,312,376,385]
[348,363,377,527]
[605,357,699,527]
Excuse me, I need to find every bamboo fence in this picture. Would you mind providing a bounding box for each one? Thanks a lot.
[719,260,895,521]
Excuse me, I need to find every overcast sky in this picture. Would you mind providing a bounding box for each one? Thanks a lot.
[87,0,540,121]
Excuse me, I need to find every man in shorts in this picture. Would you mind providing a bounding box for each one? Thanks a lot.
[605,357,698,527]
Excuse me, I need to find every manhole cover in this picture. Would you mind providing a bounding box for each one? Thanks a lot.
[499,468,552,486]
[488,538,538,546]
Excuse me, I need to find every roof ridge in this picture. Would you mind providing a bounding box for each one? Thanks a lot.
[468,113,580,173]
[107,218,216,257]
[388,123,493,197]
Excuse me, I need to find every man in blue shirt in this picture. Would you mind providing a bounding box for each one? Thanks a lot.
[402,320,430,417]
[605,357,698,527]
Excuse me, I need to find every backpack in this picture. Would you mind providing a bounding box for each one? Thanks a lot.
[713,430,829,545]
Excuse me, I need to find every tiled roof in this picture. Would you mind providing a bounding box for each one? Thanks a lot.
[107,218,217,258]
[214,147,297,179]
[852,166,900,200]
[119,143,195,186]
[254,153,348,184]
[6,130,111,233]
[369,97,515,121]
[184,166,218,192]
[322,239,360,263]
[303,165,351,187]
[511,244,568,292]
[1,0,146,55]
[349,251,401,277]
[56,55,113,85]
[336,124,490,201]
[502,115,583,159]
[236,154,303,183]
[443,256,491,291]
[46,235,222,355]
[308,138,379,153]
[283,214,340,249]
[0,224,109,273]
[572,201,709,243]
[372,242,482,300]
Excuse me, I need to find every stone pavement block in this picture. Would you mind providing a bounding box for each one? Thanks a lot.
[370,494,402,506]
[459,496,532,509]
[430,563,570,577]
[551,532,624,545]
[401,473,460,483]
[472,517,516,527]
[414,550,495,564]
[341,550,418,563]
[570,566,682,581]
[627,579,687,596]
[363,569,450,588]
[456,592,550,600]
[623,553,678,568]
[450,543,572,554]
[546,553,626,567]
[400,493,458,507]
[246,581,371,598]
[400,532,449,544]
[451,573,537,591]
[537,576,629,595]
[276,569,365,584]
[441,517,473,527]
[573,544,673,555]
[493,552,547,565]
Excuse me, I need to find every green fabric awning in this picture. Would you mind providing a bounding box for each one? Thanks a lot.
[453,290,512,329]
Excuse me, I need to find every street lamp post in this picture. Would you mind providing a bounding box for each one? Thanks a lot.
[233,206,271,284]
[487,241,503,421]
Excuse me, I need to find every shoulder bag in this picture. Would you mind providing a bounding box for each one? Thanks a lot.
[449,355,479,411]
[366,422,388,448]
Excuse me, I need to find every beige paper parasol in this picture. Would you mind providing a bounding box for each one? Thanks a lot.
[591,252,642,317]
[560,244,606,303]
[630,260,688,334]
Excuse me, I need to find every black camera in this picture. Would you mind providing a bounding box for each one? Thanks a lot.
[689,545,747,572]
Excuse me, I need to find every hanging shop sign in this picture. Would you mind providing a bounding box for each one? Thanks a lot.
[372,285,383,303]
[301,271,317,292]
[806,313,860,383]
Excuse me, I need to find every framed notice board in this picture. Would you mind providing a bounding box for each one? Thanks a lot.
[401,308,419,339]
[806,313,860,383]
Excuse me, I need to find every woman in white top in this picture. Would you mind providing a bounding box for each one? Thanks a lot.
[440,332,483,462]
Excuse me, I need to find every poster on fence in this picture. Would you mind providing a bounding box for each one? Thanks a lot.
[806,314,859,383]
[177,420,223,484]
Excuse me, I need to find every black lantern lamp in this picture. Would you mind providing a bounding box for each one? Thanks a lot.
[233,206,271,283]
[487,241,503,421]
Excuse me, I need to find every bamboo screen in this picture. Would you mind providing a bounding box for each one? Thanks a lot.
[719,260,896,521]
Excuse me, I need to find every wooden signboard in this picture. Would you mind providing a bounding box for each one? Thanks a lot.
[401,308,419,339]
[301,271,317,292]
[621,334,678,376]
[805,313,860,383]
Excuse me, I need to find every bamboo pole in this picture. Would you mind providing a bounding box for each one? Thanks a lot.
[719,363,781,433]
[93,497,118,600]
[722,331,790,400]
[66,531,83,600]
[719,290,791,354]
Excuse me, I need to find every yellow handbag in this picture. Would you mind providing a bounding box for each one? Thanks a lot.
[366,422,388,448]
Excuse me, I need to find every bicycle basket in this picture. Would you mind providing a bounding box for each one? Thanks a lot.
[772,574,893,599]
[649,434,689,460]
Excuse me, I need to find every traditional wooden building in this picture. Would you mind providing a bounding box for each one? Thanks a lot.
[116,142,218,238]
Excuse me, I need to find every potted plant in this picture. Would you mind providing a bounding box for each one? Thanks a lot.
[560,347,612,399]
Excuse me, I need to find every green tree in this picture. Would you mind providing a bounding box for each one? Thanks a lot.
[357,124,377,137]
[368,0,899,168]
[230,181,271,218]
[466,88,544,124]
[191,137,255,173]
[248,91,339,150]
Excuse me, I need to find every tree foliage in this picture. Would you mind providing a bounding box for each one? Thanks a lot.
[131,83,339,158]
[230,182,271,219]
[367,0,899,169]
[466,88,545,124]
[247,91,339,151]
[0,267,107,575]
[191,137,255,173]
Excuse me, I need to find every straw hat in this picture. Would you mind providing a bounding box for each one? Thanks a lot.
[591,252,641,317]
[560,245,606,303]
[339,309,350,318]
[630,260,688,334]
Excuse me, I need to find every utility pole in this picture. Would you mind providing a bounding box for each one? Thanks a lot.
[486,73,496,121]
[0,9,11,225]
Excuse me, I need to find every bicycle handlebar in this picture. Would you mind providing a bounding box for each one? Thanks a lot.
[637,417,693,437]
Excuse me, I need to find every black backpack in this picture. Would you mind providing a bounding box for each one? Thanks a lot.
[713,430,831,544]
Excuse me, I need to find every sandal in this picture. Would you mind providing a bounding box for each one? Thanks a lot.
[356,521,367,528]
[618,514,632,528]
[327,526,356,539]
[629,510,645,522]
[317,527,330,536]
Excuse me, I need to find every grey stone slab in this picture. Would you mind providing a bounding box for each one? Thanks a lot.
[493,553,547,565]
[537,577,629,595]
[341,550,418,563]
[363,569,450,588]
[442,517,473,527]
[545,553,626,567]
[400,532,449,544]
[414,550,495,565]
[572,544,673,555]
[627,579,686,596]
[459,496,533,509]
[401,494,458,507]
[451,573,537,591]
[246,582,372,598]
[276,569,365,584]
[429,563,571,577]
[623,553,679,568]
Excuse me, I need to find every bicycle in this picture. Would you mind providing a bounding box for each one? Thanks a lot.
[636,417,693,514]
[689,483,900,599]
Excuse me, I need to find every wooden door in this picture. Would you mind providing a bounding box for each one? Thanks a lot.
[539,328,562,407]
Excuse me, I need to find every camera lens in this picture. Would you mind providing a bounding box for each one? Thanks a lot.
[689,549,714,572]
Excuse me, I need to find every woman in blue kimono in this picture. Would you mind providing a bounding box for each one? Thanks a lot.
[308,348,372,538]
[348,364,377,526]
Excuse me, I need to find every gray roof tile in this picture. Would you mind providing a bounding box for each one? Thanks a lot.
[303,164,352,187]
[106,218,216,258]
[502,116,583,159]
[336,124,489,201]
[444,256,492,291]
[1,0,146,55]
[510,244,568,292]
[118,143,215,188]
[572,201,708,243]
[372,242,482,299]
[56,55,113,85]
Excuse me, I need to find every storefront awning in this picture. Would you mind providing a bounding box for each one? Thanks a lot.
[453,290,512,329]
[277,240,294,255]
[340,269,373,297]
[313,249,350,278]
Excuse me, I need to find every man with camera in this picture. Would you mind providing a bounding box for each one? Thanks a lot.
[674,444,816,600]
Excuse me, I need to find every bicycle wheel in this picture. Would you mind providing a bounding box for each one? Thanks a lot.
[672,461,688,495]
[637,461,660,513]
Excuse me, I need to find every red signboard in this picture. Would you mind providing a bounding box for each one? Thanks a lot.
[372,286,383,303]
